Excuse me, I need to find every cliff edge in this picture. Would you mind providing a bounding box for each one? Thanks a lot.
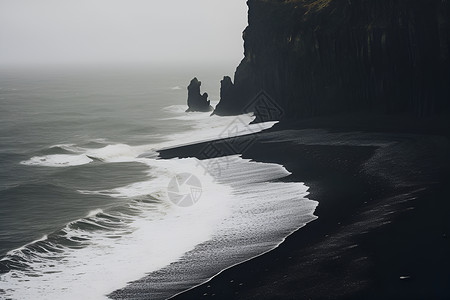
[214,0,450,120]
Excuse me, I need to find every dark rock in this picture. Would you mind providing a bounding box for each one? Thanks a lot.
[214,0,450,121]
[186,77,213,112]
[213,76,238,115]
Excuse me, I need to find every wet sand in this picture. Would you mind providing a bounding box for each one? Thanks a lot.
[160,125,450,299]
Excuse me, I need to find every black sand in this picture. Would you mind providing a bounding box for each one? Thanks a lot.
[158,125,450,299]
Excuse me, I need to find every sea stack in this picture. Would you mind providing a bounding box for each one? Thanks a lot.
[186,77,213,112]
[212,76,238,116]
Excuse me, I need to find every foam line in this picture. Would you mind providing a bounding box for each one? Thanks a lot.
[5,107,316,300]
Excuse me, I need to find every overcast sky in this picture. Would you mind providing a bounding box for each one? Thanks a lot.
[0,0,247,67]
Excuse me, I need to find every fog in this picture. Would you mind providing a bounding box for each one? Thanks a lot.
[0,0,247,67]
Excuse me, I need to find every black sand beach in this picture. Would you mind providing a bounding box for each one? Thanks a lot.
[159,123,450,299]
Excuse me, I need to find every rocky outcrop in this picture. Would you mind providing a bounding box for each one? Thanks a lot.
[214,0,450,119]
[213,76,236,115]
[186,78,212,112]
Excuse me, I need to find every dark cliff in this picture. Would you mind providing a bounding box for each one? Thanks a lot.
[214,0,450,120]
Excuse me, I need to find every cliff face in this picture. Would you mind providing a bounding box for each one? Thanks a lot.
[214,0,450,119]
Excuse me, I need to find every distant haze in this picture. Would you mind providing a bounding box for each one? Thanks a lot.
[0,0,247,67]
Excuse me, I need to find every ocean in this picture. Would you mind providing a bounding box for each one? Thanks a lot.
[0,65,318,299]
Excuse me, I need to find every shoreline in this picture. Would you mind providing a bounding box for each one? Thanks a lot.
[158,126,450,299]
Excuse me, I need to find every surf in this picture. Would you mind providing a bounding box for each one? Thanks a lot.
[1,99,317,300]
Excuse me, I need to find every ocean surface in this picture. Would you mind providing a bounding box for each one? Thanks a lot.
[0,65,318,300]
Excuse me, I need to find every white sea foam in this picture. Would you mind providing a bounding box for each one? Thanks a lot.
[1,155,317,300]
[0,157,232,300]
[21,154,93,167]
[20,113,277,168]
[21,144,149,167]
[159,113,277,149]
[86,144,144,162]
[5,105,317,300]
